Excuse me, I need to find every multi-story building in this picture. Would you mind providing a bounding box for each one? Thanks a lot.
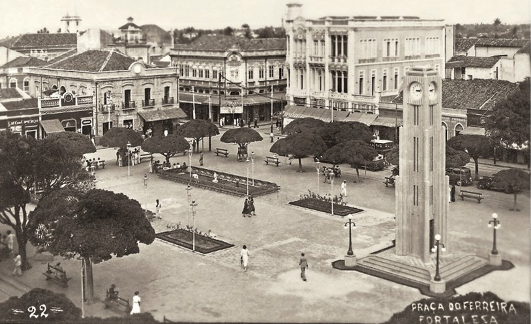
[0,88,40,137]
[0,56,47,91]
[28,49,183,139]
[284,3,452,116]
[112,17,151,63]
[7,33,77,62]
[170,35,287,125]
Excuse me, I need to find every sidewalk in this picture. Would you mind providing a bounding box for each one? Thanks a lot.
[476,157,529,170]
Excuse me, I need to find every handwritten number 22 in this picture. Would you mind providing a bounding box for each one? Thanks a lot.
[27,304,48,318]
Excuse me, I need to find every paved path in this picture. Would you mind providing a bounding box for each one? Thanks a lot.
[0,130,528,323]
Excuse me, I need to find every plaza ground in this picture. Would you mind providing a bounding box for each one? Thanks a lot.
[0,128,529,323]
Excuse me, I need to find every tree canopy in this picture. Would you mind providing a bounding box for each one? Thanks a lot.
[141,135,190,163]
[318,121,374,148]
[99,127,143,148]
[220,128,263,148]
[322,140,378,180]
[383,145,469,172]
[283,118,325,135]
[174,119,219,152]
[447,134,492,179]
[44,132,96,157]
[270,133,327,171]
[491,168,530,211]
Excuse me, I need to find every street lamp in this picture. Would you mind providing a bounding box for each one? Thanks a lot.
[143,174,148,211]
[127,141,131,176]
[330,172,335,216]
[316,159,320,194]
[188,149,193,178]
[488,213,501,255]
[246,157,250,196]
[431,234,446,282]
[329,89,334,122]
[251,152,255,186]
[185,184,193,227]
[190,200,197,252]
[344,215,356,256]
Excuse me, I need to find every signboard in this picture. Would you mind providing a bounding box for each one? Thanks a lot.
[8,118,39,126]
[220,105,243,114]
[81,119,92,125]
[293,97,306,105]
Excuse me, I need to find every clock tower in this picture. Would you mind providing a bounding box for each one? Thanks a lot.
[395,67,449,263]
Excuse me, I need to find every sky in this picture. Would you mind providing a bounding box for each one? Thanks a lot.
[1,0,530,39]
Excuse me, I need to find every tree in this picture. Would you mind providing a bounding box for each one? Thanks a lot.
[491,169,530,211]
[283,117,326,135]
[318,121,374,148]
[37,27,49,34]
[174,119,219,153]
[494,18,502,37]
[241,23,252,38]
[0,132,91,272]
[447,135,492,179]
[0,288,82,321]
[28,188,156,300]
[220,128,263,155]
[223,26,234,36]
[322,140,378,181]
[446,146,471,168]
[141,135,190,163]
[386,146,399,166]
[270,133,327,172]
[44,132,96,157]
[99,127,143,149]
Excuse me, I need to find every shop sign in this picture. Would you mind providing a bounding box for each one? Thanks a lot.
[220,105,243,114]
[81,119,92,125]
[8,118,39,126]
[293,97,306,105]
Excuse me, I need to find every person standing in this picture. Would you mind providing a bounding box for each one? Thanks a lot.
[341,180,347,197]
[270,132,274,143]
[156,199,162,219]
[254,118,258,128]
[5,230,15,253]
[242,197,250,217]
[199,151,204,166]
[240,245,249,271]
[12,254,22,276]
[450,184,456,202]
[130,291,141,314]
[248,196,256,216]
[299,253,308,281]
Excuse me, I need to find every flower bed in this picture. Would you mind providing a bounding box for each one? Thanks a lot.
[289,191,364,216]
[156,228,234,254]
[158,167,280,197]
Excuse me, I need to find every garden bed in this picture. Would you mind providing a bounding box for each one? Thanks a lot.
[289,196,364,216]
[156,229,234,254]
[158,167,280,197]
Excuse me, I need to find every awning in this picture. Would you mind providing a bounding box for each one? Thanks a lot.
[371,116,403,127]
[138,108,187,122]
[461,126,486,136]
[40,119,64,134]
[283,105,308,118]
[343,112,378,126]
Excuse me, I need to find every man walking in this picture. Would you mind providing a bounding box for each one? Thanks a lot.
[341,180,347,197]
[270,132,274,143]
[12,254,22,276]
[156,199,162,219]
[299,253,308,281]
[199,151,204,166]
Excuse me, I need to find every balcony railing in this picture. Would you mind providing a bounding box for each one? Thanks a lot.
[162,97,174,105]
[122,101,136,110]
[142,99,155,107]
[100,103,115,113]
[39,95,93,109]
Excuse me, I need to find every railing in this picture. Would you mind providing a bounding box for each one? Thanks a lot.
[309,56,324,63]
[382,57,399,62]
[122,101,136,110]
[40,95,93,109]
[162,97,174,105]
[358,58,377,64]
[142,99,155,107]
[425,54,440,59]
[100,104,115,113]
[405,55,421,60]
[330,56,348,64]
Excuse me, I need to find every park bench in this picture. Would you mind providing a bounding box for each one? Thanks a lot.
[384,176,395,187]
[103,289,131,313]
[264,156,281,167]
[140,152,152,163]
[215,148,229,157]
[42,263,71,288]
[94,160,106,169]
[458,190,484,203]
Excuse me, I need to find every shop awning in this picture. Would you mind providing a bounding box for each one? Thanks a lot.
[138,108,187,122]
[371,116,403,127]
[40,119,64,134]
[283,105,308,118]
[343,112,378,126]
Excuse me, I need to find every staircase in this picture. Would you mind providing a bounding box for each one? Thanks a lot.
[439,255,488,282]
[358,255,432,285]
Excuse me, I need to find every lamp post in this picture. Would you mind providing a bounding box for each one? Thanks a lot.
[488,213,501,255]
[316,159,320,194]
[127,141,131,176]
[190,200,197,252]
[185,184,193,227]
[251,151,255,186]
[188,149,193,178]
[431,234,446,282]
[330,172,335,216]
[344,215,356,256]
[143,174,148,211]
[246,157,250,196]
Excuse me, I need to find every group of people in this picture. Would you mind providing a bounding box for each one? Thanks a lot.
[108,284,141,315]
[322,165,342,183]
[241,195,256,217]
[116,148,141,167]
[0,230,21,277]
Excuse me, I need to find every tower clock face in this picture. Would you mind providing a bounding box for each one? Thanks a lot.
[428,82,437,100]
[409,82,422,100]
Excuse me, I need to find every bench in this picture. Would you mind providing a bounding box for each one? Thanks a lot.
[215,148,229,157]
[103,289,131,313]
[94,160,106,169]
[459,190,484,203]
[264,156,281,167]
[42,263,71,288]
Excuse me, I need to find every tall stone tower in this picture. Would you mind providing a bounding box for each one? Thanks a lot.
[395,67,449,263]
[61,14,82,33]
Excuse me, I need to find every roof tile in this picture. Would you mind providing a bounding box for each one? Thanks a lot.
[0,56,47,69]
[45,49,136,72]
[446,55,502,68]
[11,33,77,48]
[174,35,286,52]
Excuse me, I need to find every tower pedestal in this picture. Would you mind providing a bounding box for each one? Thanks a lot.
[429,278,446,293]
[345,255,357,267]
[489,253,502,266]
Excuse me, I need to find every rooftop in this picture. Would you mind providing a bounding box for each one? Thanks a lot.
[0,56,47,69]
[45,49,137,72]
[46,48,77,64]
[0,88,23,100]
[9,33,77,48]
[446,55,502,68]
[318,15,420,20]
[174,35,286,52]
[455,38,530,53]
[1,98,39,111]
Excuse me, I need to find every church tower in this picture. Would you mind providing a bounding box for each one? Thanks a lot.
[61,13,82,33]
[395,67,449,263]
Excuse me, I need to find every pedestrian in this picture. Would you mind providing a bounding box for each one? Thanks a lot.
[5,230,15,253]
[448,186,452,203]
[164,128,168,137]
[341,180,347,197]
[254,118,258,128]
[242,197,250,217]
[240,245,249,271]
[270,132,274,143]
[149,160,153,173]
[12,254,21,276]
[248,119,252,128]
[156,199,161,219]
[299,253,308,281]
[450,184,456,202]
[130,291,141,314]
[199,151,204,166]
[248,196,256,216]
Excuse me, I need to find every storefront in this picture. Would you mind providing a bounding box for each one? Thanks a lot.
[138,108,187,137]
[7,118,40,137]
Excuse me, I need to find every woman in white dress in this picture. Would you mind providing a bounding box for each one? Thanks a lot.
[130,291,141,314]
[240,245,249,272]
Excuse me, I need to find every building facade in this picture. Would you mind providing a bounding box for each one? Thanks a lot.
[0,56,47,91]
[28,49,183,139]
[170,35,287,125]
[8,33,77,62]
[0,88,40,137]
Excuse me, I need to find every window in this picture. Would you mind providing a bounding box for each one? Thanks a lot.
[185,66,190,77]
[394,68,399,89]
[425,37,440,55]
[192,68,197,78]
[179,65,184,76]
[23,79,29,92]
[9,79,16,88]
[279,68,283,79]
[414,105,419,125]
[145,88,151,104]
[360,39,377,59]
[382,70,388,91]
[405,38,420,56]
[331,35,336,57]
[198,69,203,78]
[248,68,254,80]
[383,38,398,57]
[371,70,376,95]
[103,91,112,105]
[213,69,218,80]
[269,65,274,78]
[358,71,364,94]
[300,69,304,89]
[205,69,210,79]
[313,40,319,56]
[259,67,265,79]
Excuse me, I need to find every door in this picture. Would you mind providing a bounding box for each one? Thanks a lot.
[164,86,170,102]
[103,121,112,134]
[124,89,131,108]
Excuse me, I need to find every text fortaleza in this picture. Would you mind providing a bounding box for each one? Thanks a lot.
[411,301,517,324]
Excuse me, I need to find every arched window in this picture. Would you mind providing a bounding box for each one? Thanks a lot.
[454,123,464,136]
[9,78,17,88]
[23,78,30,92]
[442,122,448,142]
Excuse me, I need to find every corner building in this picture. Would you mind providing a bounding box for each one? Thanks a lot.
[284,4,453,114]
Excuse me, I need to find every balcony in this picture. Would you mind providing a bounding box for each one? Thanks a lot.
[39,95,93,109]
[122,101,136,110]
[162,97,175,105]
[309,56,324,63]
[383,56,399,62]
[358,58,377,64]
[330,56,348,64]
[142,99,155,107]
[100,103,115,113]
